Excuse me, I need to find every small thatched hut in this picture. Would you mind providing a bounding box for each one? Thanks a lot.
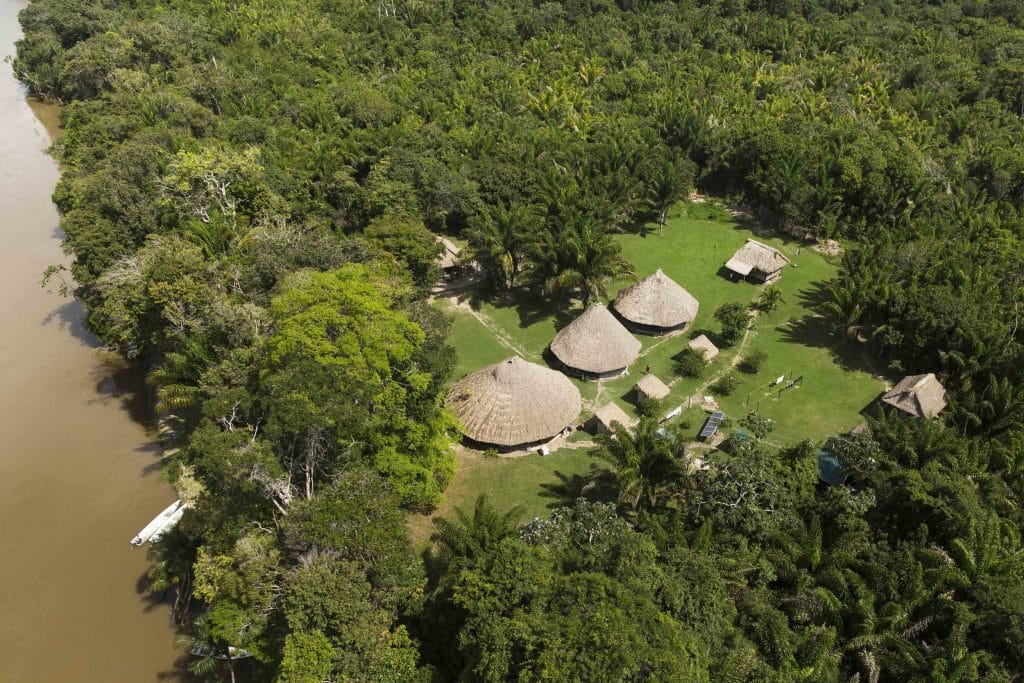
[435,236,462,273]
[550,305,641,378]
[881,373,946,419]
[635,373,670,405]
[724,239,790,283]
[588,402,636,435]
[446,356,582,449]
[688,334,719,360]
[613,269,699,334]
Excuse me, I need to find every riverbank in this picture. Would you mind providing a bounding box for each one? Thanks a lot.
[0,1,187,679]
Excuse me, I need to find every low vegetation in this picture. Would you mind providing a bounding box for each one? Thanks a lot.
[15,0,1024,678]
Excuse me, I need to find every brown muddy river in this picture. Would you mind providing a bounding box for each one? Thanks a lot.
[0,1,187,679]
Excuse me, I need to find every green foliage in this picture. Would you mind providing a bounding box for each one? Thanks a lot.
[281,558,426,682]
[757,285,785,313]
[711,373,741,396]
[17,0,1024,677]
[592,417,687,516]
[675,347,708,378]
[738,349,769,374]
[364,213,442,290]
[265,264,455,509]
[738,411,776,439]
[715,303,750,345]
[278,631,333,683]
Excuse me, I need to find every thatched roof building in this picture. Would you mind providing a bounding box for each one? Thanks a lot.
[635,373,670,405]
[613,269,699,333]
[550,305,641,378]
[688,334,719,360]
[435,236,461,271]
[446,356,582,448]
[724,240,790,283]
[588,402,636,435]
[881,373,947,419]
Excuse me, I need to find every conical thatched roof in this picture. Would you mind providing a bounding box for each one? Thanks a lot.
[550,305,641,375]
[446,357,582,447]
[635,373,670,401]
[613,269,698,330]
[688,334,720,360]
[881,373,946,418]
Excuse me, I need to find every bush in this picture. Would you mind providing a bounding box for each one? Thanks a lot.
[714,303,749,345]
[636,397,663,418]
[739,349,768,374]
[739,411,776,439]
[674,347,707,377]
[710,373,740,396]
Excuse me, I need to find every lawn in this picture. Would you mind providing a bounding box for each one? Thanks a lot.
[428,200,887,526]
[408,446,600,547]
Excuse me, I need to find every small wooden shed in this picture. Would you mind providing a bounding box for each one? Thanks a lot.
[635,372,670,405]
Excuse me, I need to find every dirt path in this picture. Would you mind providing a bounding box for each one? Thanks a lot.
[441,294,536,360]
[680,314,758,401]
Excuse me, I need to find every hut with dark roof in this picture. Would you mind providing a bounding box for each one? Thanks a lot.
[550,305,641,378]
[881,373,947,419]
[613,269,699,334]
[724,239,790,283]
[635,373,670,405]
[446,356,582,449]
[587,402,636,435]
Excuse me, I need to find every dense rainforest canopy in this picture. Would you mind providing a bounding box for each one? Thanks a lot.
[14,0,1024,679]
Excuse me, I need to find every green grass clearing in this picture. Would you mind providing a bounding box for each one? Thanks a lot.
[430,201,888,525]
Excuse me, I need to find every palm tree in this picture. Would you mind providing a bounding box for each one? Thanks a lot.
[146,337,212,418]
[758,285,785,313]
[466,203,535,288]
[592,418,684,516]
[431,494,522,569]
[539,212,634,306]
[646,148,696,234]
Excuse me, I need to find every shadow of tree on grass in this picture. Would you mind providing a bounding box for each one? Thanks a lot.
[538,465,616,511]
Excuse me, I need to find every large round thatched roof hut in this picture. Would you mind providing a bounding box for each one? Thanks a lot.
[613,269,699,333]
[446,356,582,449]
[550,305,641,378]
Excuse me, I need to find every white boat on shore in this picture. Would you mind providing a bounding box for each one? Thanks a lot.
[130,499,187,547]
[190,644,253,660]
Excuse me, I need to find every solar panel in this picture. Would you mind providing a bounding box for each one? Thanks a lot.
[699,411,725,440]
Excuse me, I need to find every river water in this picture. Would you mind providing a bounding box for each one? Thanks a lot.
[0,1,187,679]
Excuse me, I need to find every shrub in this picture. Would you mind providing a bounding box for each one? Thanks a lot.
[739,411,776,439]
[674,347,707,377]
[739,349,768,374]
[636,397,663,418]
[714,303,749,345]
[710,373,740,396]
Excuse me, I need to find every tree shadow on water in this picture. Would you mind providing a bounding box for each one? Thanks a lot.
[41,299,99,347]
[89,357,155,427]
[156,655,199,682]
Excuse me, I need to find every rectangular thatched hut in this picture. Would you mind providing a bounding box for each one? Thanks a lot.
[881,373,946,419]
[635,373,670,405]
[587,402,636,435]
[435,236,462,275]
[725,239,790,283]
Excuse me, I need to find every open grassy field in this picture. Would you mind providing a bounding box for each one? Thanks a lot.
[425,201,887,527]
